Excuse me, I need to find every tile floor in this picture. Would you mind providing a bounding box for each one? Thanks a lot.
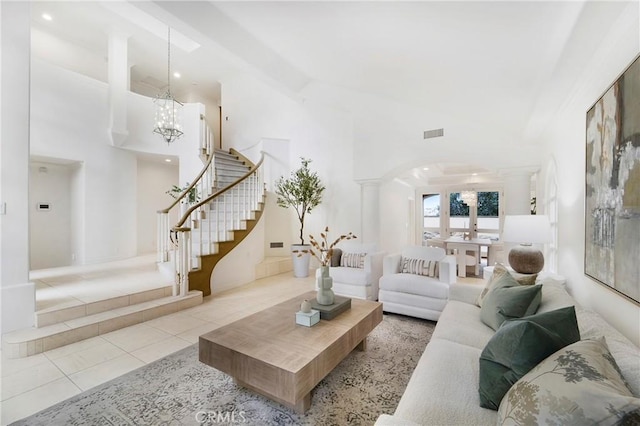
[1,268,316,425]
[1,265,484,425]
[32,254,172,314]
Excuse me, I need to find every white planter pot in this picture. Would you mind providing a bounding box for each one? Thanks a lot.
[291,244,311,278]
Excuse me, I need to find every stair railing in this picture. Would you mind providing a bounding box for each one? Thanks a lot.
[157,115,214,265]
[171,152,265,296]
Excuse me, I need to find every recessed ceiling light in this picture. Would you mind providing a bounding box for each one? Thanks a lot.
[42,13,53,21]
[472,173,478,176]
[423,167,429,171]
[173,72,181,78]
[165,158,172,163]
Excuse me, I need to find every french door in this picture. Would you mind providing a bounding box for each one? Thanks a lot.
[422,190,501,244]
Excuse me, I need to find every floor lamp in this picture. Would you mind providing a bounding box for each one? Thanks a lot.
[502,215,551,274]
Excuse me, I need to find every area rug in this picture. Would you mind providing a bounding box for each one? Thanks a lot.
[13,313,435,426]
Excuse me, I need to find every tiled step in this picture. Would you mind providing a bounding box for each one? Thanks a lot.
[3,291,203,359]
[35,285,173,327]
[255,256,293,280]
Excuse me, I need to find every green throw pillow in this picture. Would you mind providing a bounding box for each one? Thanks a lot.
[479,272,542,330]
[478,306,580,410]
[477,263,537,307]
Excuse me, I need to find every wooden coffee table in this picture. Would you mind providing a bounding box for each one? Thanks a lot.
[199,291,383,413]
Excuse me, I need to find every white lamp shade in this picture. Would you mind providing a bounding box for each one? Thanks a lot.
[502,215,551,244]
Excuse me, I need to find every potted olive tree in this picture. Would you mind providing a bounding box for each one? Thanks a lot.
[275,158,325,277]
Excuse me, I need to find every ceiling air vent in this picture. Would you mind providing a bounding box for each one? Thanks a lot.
[423,128,444,139]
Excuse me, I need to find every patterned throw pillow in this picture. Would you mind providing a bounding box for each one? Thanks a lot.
[341,252,365,268]
[401,257,439,277]
[477,263,538,307]
[497,338,640,425]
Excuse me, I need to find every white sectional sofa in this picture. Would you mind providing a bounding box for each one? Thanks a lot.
[375,280,640,425]
[378,246,456,321]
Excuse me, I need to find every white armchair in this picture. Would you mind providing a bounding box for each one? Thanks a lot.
[378,246,456,321]
[318,241,385,301]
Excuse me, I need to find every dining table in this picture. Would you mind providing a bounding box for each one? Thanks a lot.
[444,236,493,278]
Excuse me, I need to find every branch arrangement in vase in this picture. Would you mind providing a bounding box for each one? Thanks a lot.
[308,226,357,266]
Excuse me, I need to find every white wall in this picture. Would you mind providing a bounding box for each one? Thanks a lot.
[30,59,205,265]
[380,179,414,254]
[259,137,292,257]
[300,81,544,184]
[210,71,363,291]
[221,72,360,249]
[537,2,640,345]
[218,66,546,266]
[1,2,35,333]
[211,215,266,294]
[30,59,138,265]
[69,162,84,266]
[136,159,179,255]
[295,79,548,253]
[124,92,204,185]
[181,91,221,150]
[29,162,72,269]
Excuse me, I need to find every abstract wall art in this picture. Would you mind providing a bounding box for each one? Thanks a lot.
[585,53,640,305]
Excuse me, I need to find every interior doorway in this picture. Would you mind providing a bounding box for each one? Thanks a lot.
[29,159,78,269]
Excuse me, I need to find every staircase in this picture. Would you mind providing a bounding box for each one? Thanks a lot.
[186,150,266,296]
[157,115,266,297]
[214,149,251,189]
[3,117,265,359]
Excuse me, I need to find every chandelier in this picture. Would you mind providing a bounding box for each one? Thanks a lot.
[153,26,183,144]
[460,191,477,206]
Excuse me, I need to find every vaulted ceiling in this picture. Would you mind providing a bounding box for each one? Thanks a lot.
[29,1,633,185]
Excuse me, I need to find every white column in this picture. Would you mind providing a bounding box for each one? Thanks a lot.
[1,2,35,333]
[108,31,130,146]
[358,179,381,244]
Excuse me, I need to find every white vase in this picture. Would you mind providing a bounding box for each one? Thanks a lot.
[291,244,311,278]
[316,265,335,305]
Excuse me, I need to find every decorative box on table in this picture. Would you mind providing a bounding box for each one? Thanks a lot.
[310,296,351,320]
[295,309,320,327]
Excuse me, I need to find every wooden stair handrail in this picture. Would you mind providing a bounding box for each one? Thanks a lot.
[173,150,265,230]
[158,116,214,214]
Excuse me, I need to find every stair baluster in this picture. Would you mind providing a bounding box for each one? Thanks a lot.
[157,114,265,297]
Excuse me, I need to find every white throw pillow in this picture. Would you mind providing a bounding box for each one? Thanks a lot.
[341,252,365,268]
[401,257,439,277]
